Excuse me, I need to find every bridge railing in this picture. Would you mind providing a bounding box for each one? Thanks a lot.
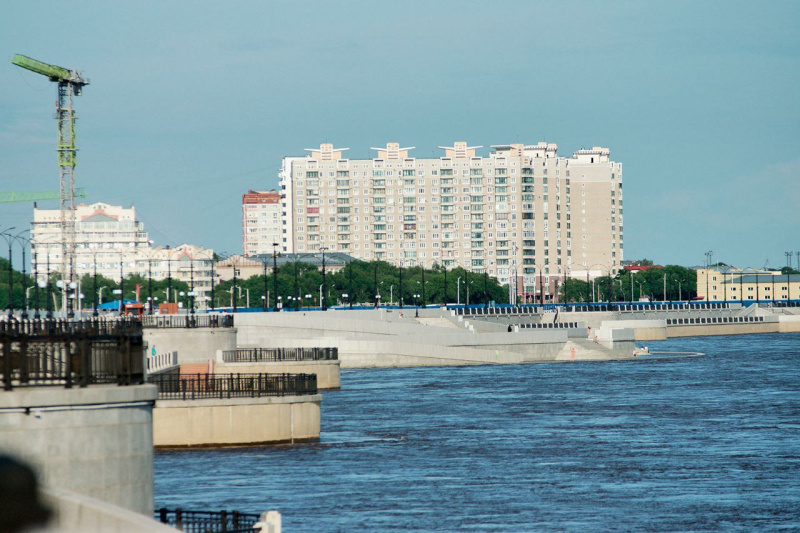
[222,347,338,363]
[149,372,318,400]
[141,314,234,329]
[155,508,261,533]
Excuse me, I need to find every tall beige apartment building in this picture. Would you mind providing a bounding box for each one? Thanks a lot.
[279,142,623,294]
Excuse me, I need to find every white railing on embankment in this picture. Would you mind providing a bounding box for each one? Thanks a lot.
[147,351,178,374]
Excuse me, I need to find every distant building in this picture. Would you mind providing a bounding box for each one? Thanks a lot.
[31,202,214,308]
[279,141,623,301]
[623,264,664,273]
[215,252,352,282]
[242,190,282,257]
[137,244,214,309]
[32,202,151,283]
[696,267,800,302]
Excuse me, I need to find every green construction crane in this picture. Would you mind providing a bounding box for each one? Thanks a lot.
[0,188,88,204]
[11,54,90,317]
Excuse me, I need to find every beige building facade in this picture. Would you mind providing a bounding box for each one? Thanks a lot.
[279,142,623,292]
[697,268,800,302]
[31,203,214,308]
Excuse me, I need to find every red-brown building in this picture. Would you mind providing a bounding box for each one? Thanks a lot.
[242,190,282,257]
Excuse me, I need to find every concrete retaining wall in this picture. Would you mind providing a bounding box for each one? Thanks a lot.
[0,384,157,515]
[216,359,341,389]
[778,315,800,332]
[153,394,321,447]
[44,486,174,532]
[143,328,237,364]
[666,322,779,337]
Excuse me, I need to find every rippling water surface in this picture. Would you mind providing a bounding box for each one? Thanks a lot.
[155,333,800,531]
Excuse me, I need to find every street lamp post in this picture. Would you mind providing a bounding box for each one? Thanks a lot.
[14,234,31,319]
[190,259,196,315]
[348,260,353,310]
[457,276,461,305]
[93,250,100,317]
[398,261,403,309]
[272,243,279,312]
[443,264,448,306]
[166,245,172,304]
[483,267,488,309]
[1,228,20,319]
[320,247,328,311]
[373,262,379,308]
[413,292,420,318]
[262,259,268,311]
[421,263,427,308]
[119,252,125,317]
[45,246,53,319]
[31,241,40,319]
[294,258,300,311]
[147,257,153,315]
[232,256,238,313]
[210,256,216,312]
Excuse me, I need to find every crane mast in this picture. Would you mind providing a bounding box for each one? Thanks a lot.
[11,54,89,317]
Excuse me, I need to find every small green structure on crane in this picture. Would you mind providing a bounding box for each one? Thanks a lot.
[11,54,90,317]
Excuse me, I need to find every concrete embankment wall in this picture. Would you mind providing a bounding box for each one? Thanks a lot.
[233,312,618,366]
[216,359,341,389]
[666,320,779,337]
[44,486,174,532]
[0,384,157,515]
[779,315,800,332]
[143,327,237,364]
[153,394,321,447]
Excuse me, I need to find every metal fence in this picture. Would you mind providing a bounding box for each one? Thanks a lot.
[666,316,766,326]
[141,314,234,329]
[222,347,338,363]
[149,372,318,400]
[155,508,260,533]
[517,322,581,329]
[0,318,144,390]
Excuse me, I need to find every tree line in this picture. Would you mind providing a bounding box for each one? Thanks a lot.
[0,256,707,312]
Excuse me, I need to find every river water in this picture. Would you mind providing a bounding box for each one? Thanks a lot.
[155,333,800,531]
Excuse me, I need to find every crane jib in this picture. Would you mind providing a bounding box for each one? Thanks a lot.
[11,54,88,86]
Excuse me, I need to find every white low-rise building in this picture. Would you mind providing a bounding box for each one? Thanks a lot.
[31,202,214,308]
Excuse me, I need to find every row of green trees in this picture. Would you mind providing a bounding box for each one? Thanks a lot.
[561,265,698,303]
[216,260,508,309]
[0,257,703,312]
[0,257,192,312]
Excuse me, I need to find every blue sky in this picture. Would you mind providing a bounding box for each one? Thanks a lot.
[1,0,798,269]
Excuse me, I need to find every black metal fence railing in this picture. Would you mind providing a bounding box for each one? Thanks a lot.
[149,372,318,400]
[454,302,736,317]
[222,347,338,363]
[0,318,145,391]
[0,317,142,336]
[141,314,234,329]
[155,508,261,533]
[666,316,766,326]
[517,322,581,329]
